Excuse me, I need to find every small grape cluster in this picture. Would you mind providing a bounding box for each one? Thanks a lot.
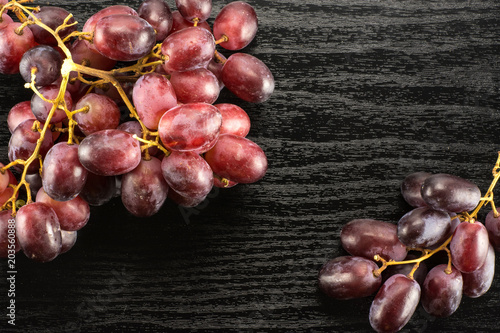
[0,0,274,263]
[319,154,500,332]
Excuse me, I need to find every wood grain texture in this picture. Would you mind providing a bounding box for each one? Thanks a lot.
[0,0,499,332]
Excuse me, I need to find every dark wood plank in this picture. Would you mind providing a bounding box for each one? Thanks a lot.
[0,0,499,332]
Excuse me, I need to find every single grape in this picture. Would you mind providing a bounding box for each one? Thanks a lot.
[79,172,117,206]
[15,202,62,262]
[82,5,138,51]
[30,6,76,46]
[36,188,90,231]
[93,15,156,61]
[138,0,173,41]
[42,142,88,201]
[74,93,120,135]
[421,264,463,317]
[0,210,19,258]
[450,222,489,273]
[462,243,495,298]
[158,103,222,153]
[421,173,481,213]
[169,10,210,34]
[7,101,36,133]
[318,256,382,300]
[484,210,500,251]
[175,0,211,23]
[132,72,177,130]
[60,230,77,254]
[31,85,73,124]
[78,129,142,176]
[8,119,54,174]
[0,23,37,74]
[213,1,258,50]
[204,134,267,184]
[121,157,169,217]
[222,53,274,103]
[214,103,251,137]
[340,219,408,262]
[369,274,420,333]
[70,38,117,71]
[169,68,219,104]
[401,171,432,207]
[161,26,215,73]
[19,45,63,87]
[160,151,213,199]
[397,207,451,248]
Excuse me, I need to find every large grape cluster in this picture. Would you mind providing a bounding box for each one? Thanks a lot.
[319,154,500,332]
[0,0,274,263]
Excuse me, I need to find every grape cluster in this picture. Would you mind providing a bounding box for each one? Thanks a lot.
[319,155,500,332]
[0,0,274,263]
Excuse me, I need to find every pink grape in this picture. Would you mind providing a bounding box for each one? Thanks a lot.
[161,151,213,199]
[0,210,19,258]
[169,68,219,104]
[204,134,267,184]
[168,188,206,207]
[213,1,258,50]
[161,26,215,73]
[0,13,13,30]
[222,53,274,103]
[117,121,158,156]
[132,73,177,130]
[369,274,420,333]
[318,256,382,300]
[462,243,495,298]
[79,172,117,206]
[138,0,173,41]
[31,85,73,124]
[121,157,169,217]
[93,15,156,61]
[450,222,489,273]
[0,162,10,194]
[0,23,37,74]
[207,53,226,89]
[15,202,62,263]
[421,264,463,317]
[36,188,90,231]
[397,207,451,248]
[8,119,54,174]
[74,93,120,135]
[340,219,408,262]
[158,103,222,153]
[7,101,35,133]
[175,0,211,23]
[215,103,251,137]
[42,142,88,201]
[78,129,142,176]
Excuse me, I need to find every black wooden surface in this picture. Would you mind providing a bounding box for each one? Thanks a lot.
[1,0,500,332]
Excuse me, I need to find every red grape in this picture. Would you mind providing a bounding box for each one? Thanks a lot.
[19,45,63,87]
[169,68,219,104]
[169,10,210,34]
[138,0,173,41]
[158,103,222,153]
[421,264,463,317]
[31,85,73,124]
[450,221,489,273]
[78,129,142,176]
[400,171,432,207]
[93,15,156,61]
[340,219,408,262]
[397,207,451,248]
[318,256,382,300]
[462,243,495,298]
[42,142,88,201]
[15,202,62,263]
[74,93,120,135]
[369,274,420,333]
[79,172,117,206]
[485,210,500,251]
[222,53,274,103]
[7,101,35,133]
[70,38,117,71]
[175,0,211,23]
[30,6,76,46]
[204,134,267,184]
[121,157,169,217]
[60,230,77,254]
[0,23,37,74]
[213,1,258,50]
[214,103,251,137]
